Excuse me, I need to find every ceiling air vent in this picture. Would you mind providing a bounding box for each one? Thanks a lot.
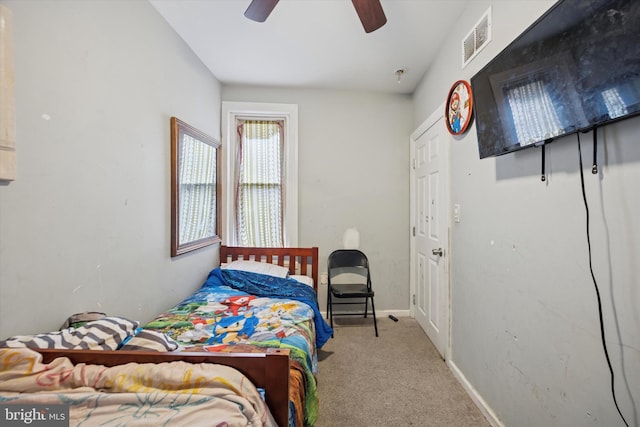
[462,6,492,68]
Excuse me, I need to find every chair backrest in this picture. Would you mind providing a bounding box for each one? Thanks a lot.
[327,249,371,287]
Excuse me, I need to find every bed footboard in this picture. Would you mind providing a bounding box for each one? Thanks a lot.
[36,348,290,427]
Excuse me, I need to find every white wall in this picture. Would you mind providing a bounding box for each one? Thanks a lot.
[222,85,413,313]
[0,0,222,337]
[413,1,640,426]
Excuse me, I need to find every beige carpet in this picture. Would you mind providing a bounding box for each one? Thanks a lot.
[314,316,490,427]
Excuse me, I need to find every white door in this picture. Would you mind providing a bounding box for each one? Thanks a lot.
[410,110,450,359]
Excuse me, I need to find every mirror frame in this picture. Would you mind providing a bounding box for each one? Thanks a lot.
[170,117,221,257]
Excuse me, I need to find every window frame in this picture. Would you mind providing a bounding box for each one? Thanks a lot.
[221,102,298,247]
[170,117,221,257]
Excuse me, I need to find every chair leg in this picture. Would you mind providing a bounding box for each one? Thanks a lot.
[326,287,330,320]
[328,294,334,338]
[364,297,369,318]
[370,296,378,337]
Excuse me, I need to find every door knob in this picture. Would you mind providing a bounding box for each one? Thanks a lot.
[432,248,444,256]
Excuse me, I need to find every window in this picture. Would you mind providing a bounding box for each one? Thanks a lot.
[221,102,298,247]
[236,119,284,247]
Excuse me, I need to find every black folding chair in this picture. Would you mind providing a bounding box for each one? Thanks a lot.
[326,249,378,337]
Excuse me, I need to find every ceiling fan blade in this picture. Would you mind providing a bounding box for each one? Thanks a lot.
[244,0,279,23]
[351,0,387,33]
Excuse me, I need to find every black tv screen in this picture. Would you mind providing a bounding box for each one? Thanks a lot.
[471,0,640,159]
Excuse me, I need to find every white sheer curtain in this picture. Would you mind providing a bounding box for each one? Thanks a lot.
[507,80,563,146]
[179,134,217,244]
[235,120,285,247]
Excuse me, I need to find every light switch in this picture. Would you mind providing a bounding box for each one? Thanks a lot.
[453,204,461,223]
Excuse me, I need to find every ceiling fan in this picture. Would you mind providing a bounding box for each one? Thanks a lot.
[244,0,387,33]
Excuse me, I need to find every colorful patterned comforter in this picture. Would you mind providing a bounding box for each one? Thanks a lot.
[0,347,276,426]
[143,268,333,426]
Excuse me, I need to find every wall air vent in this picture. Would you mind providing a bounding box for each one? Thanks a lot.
[462,6,492,68]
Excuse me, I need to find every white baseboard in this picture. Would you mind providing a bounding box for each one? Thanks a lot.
[447,360,504,427]
[376,309,411,318]
[319,309,411,319]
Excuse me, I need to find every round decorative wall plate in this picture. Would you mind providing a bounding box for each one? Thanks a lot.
[445,80,473,135]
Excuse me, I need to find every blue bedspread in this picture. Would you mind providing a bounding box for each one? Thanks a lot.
[204,268,333,348]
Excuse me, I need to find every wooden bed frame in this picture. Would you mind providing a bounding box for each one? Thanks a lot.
[37,348,290,427]
[220,245,319,292]
[29,246,320,427]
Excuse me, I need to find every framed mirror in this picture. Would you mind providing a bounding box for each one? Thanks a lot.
[171,117,221,257]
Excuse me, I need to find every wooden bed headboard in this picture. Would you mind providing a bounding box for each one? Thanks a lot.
[37,348,290,427]
[220,246,319,292]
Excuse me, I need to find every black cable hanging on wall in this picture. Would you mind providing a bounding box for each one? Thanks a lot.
[592,125,599,175]
[540,138,553,182]
[576,132,629,427]
[540,143,546,182]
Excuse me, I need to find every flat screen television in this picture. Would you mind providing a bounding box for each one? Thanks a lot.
[471,0,640,159]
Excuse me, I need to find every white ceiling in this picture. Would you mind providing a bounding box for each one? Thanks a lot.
[149,0,471,94]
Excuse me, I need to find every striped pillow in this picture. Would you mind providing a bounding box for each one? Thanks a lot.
[119,329,179,352]
[0,317,139,350]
